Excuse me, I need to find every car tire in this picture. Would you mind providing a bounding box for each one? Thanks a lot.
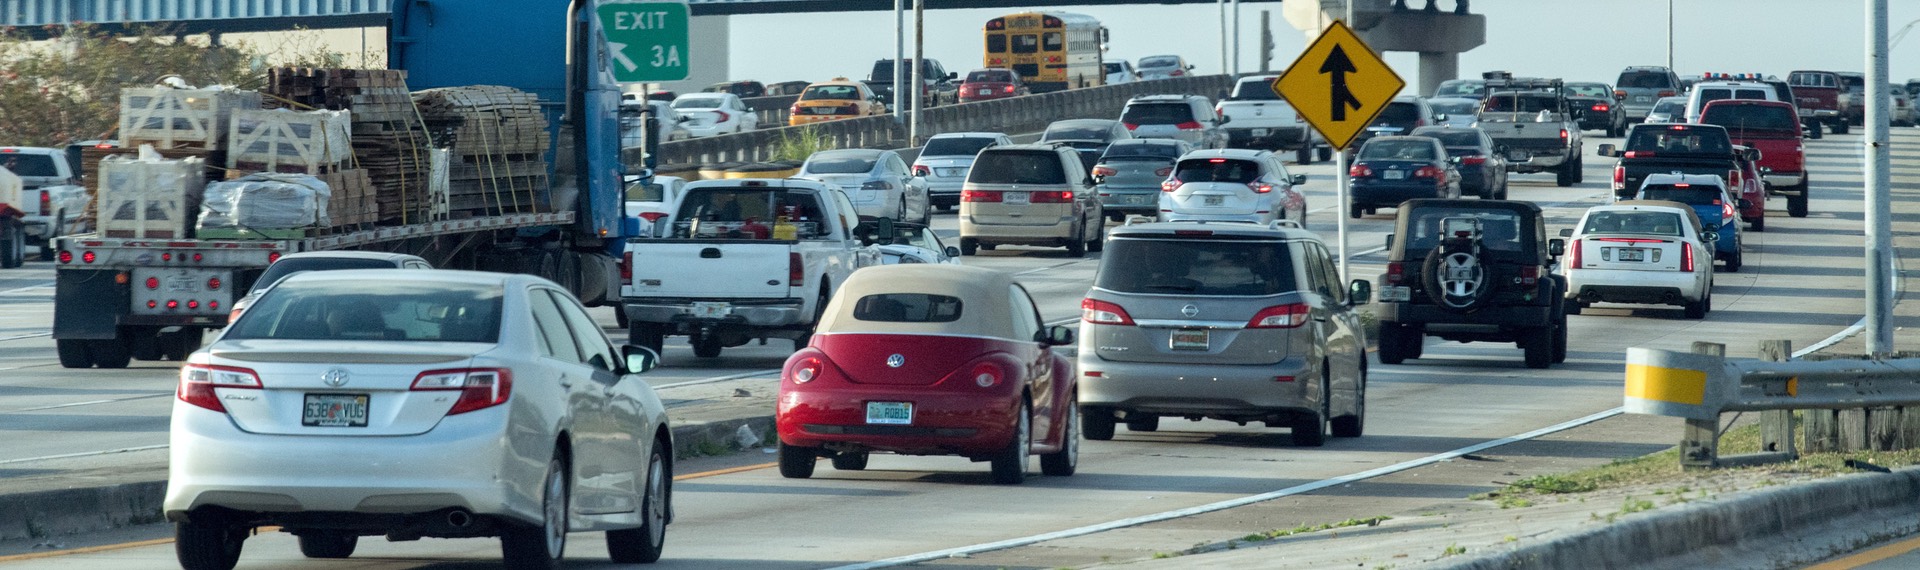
[132,331,166,361]
[1555,159,1576,187]
[990,401,1031,485]
[1318,147,1333,162]
[1725,249,1743,273]
[1376,323,1410,365]
[1788,184,1810,218]
[1296,147,1312,164]
[830,451,869,471]
[0,222,22,269]
[297,532,357,559]
[630,323,665,355]
[1066,227,1087,258]
[39,212,62,261]
[1039,402,1078,476]
[1124,414,1159,432]
[1834,120,1850,135]
[500,454,569,570]
[56,339,93,369]
[1573,155,1585,184]
[1808,124,1824,139]
[778,442,817,479]
[1082,406,1116,441]
[90,338,131,369]
[175,518,246,570]
[615,308,629,329]
[1349,204,1364,219]
[1330,368,1365,438]
[1088,222,1105,253]
[691,336,723,358]
[606,446,669,564]
[1751,215,1764,232]
[980,243,996,251]
[1567,300,1586,316]
[1521,327,1552,369]
[1552,315,1568,364]
[165,329,203,361]
[960,238,978,256]
[1292,403,1328,447]
[1684,295,1708,319]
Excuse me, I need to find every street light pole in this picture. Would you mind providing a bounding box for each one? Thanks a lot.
[1232,0,1241,76]
[911,0,925,144]
[1667,0,1674,70]
[893,0,903,120]
[1868,0,1894,356]
[1219,0,1228,75]
[1337,0,1355,281]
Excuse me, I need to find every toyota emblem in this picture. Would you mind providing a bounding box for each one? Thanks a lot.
[886,354,906,368]
[1181,304,1200,318]
[322,368,350,388]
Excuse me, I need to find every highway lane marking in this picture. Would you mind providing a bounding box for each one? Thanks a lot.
[1803,533,1920,570]
[0,283,52,295]
[0,331,51,342]
[827,407,1628,570]
[2,394,168,414]
[654,368,782,389]
[0,538,175,563]
[0,444,168,466]
[675,462,775,481]
[1015,259,1092,276]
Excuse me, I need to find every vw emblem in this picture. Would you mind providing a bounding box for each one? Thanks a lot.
[1181,304,1200,318]
[322,368,350,388]
[886,354,906,368]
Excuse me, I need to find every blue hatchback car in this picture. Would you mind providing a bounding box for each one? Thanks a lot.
[1635,173,1743,272]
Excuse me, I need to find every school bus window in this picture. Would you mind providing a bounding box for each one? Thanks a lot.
[1013,34,1039,54]
[987,35,1006,53]
[1043,32,1063,51]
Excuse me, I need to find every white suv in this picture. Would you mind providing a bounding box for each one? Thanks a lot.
[1158,149,1307,226]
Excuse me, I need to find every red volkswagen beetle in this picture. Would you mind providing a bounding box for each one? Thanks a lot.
[776,264,1080,484]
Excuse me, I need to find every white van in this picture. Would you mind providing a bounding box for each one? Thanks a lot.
[1683,81,1780,124]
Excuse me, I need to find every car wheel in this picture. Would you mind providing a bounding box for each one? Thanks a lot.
[1572,155,1585,184]
[90,337,131,369]
[1082,406,1116,441]
[1349,204,1364,219]
[1834,120,1850,135]
[1065,227,1087,258]
[500,454,568,570]
[0,223,22,269]
[607,446,669,563]
[1124,414,1159,432]
[960,238,978,256]
[1521,327,1552,369]
[1684,295,1708,319]
[1724,249,1743,273]
[1552,315,1568,364]
[1040,402,1079,476]
[1788,184,1810,217]
[778,442,817,478]
[297,531,357,559]
[1376,323,1409,365]
[56,339,93,369]
[39,212,62,261]
[615,308,629,329]
[131,330,166,361]
[1330,367,1365,438]
[1555,160,1576,187]
[630,323,665,355]
[1567,300,1587,316]
[1292,397,1328,447]
[980,243,997,251]
[1318,147,1333,162]
[691,335,723,358]
[1296,146,1311,164]
[990,401,1031,485]
[175,518,246,570]
[1808,124,1824,139]
[831,451,869,471]
[1088,220,1105,253]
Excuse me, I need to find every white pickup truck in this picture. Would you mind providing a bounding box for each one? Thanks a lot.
[620,178,877,357]
[1215,75,1330,164]
[0,147,90,265]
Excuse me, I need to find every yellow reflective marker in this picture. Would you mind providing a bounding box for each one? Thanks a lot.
[1625,363,1708,405]
[1273,20,1406,150]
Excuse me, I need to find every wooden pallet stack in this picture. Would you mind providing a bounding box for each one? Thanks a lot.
[264,68,437,224]
[414,86,551,216]
[319,170,377,227]
[79,146,224,226]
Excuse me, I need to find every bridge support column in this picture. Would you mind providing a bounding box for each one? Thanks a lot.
[1417,51,1456,98]
[1284,0,1483,98]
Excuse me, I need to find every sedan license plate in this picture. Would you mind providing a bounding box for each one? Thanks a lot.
[1170,328,1210,351]
[690,302,732,319]
[1635,96,1653,103]
[937,167,966,177]
[978,89,992,96]
[866,401,914,425]
[1384,170,1408,180]
[1617,248,1646,262]
[303,394,370,427]
[1004,192,1031,205]
[1204,195,1225,206]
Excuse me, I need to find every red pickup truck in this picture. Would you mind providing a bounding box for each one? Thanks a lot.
[1787,70,1848,135]
[1699,99,1809,218]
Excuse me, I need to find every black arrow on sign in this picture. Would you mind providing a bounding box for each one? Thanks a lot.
[1320,44,1363,121]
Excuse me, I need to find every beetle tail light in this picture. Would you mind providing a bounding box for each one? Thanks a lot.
[179,364,262,413]
[791,357,822,383]
[1247,303,1310,328]
[1081,298,1135,325]
[412,368,512,415]
[970,362,1004,388]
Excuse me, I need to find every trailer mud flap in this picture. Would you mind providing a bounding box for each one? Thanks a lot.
[55,269,130,339]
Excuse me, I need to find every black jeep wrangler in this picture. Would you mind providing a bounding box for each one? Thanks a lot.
[1374,199,1569,369]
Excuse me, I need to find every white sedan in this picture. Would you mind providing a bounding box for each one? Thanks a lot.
[796,148,931,224]
[165,269,674,569]
[670,93,759,137]
[1561,201,1716,319]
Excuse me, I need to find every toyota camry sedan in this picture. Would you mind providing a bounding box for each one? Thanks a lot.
[165,269,674,570]
[775,264,1080,485]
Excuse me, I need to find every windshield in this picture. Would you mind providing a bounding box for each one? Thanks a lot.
[1651,99,1687,114]
[253,258,402,294]
[1044,124,1112,141]
[1625,127,1733,153]
[1434,80,1485,98]
[1618,71,1674,89]
[1360,139,1438,161]
[0,154,59,177]
[801,85,862,101]
[1417,131,1481,148]
[672,189,829,238]
[1097,238,1296,296]
[1639,185,1723,205]
[1581,210,1687,236]
[1121,103,1195,125]
[804,155,879,174]
[965,70,1013,83]
[1402,208,1530,253]
[1567,84,1611,97]
[968,151,1065,185]
[625,180,665,202]
[922,137,997,157]
[1173,158,1261,184]
[1482,94,1558,113]
[228,280,501,343]
[1139,56,1180,69]
[672,97,723,109]
[1428,100,1477,115]
[1375,102,1422,125]
[1103,62,1123,73]
[1230,79,1281,100]
[1101,141,1184,161]
[1701,104,1798,135]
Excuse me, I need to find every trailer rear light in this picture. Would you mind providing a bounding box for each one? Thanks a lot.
[621,252,633,286]
[166,300,179,309]
[209,300,219,310]
[1030,191,1074,203]
[148,300,159,309]
[1350,164,1373,178]
[1081,298,1135,325]
[790,357,822,383]
[82,251,96,263]
[145,277,160,290]
[1569,239,1583,267]
[179,364,263,413]
[1386,261,1406,285]
[412,368,513,415]
[192,253,203,262]
[1247,303,1310,328]
[1175,121,1204,130]
[962,189,1002,202]
[162,252,172,261]
[789,252,804,287]
[58,251,71,263]
[207,277,221,290]
[187,300,199,309]
[267,252,281,263]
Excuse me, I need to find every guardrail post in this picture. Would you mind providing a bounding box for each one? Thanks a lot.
[1681,341,1726,470]
[1759,340,1797,457]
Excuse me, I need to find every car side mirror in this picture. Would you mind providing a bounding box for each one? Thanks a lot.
[1348,279,1372,306]
[1288,174,1307,185]
[1039,325,1076,346]
[944,246,960,258]
[1559,228,1573,237]
[1702,231,1719,242]
[1434,113,1449,122]
[1759,166,1773,175]
[1549,238,1566,258]
[1186,64,1196,70]
[948,72,959,80]
[1597,143,1619,157]
[622,345,660,374]
[1448,156,1463,164]
[1218,115,1232,125]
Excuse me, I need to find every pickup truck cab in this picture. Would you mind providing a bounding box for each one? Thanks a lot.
[1788,70,1849,134]
[1215,74,1326,164]
[622,178,877,356]
[1601,123,1743,202]
[0,147,89,262]
[1476,75,1583,187]
[1699,99,1810,218]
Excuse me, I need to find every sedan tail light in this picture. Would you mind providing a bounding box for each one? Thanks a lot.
[1682,243,1695,272]
[1569,239,1583,267]
[1154,166,1173,177]
[1091,165,1117,177]
[1122,122,1139,130]
[912,164,931,177]
[1350,164,1373,178]
[1003,85,1016,94]
[1413,166,1443,179]
[860,180,895,191]
[1613,89,1628,99]
[714,110,731,124]
[962,189,1002,202]
[179,364,263,413]
[1081,298,1135,325]
[1658,90,1677,98]
[1559,129,1569,139]
[412,368,512,415]
[1247,303,1310,328]
[1460,156,1487,166]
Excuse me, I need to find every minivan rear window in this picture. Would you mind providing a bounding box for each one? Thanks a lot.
[1374,102,1421,124]
[1121,103,1194,125]
[853,294,963,322]
[1173,158,1261,184]
[1097,238,1296,296]
[968,151,1066,184]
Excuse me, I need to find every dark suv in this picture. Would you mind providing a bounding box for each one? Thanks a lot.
[866,58,958,109]
[1375,199,1568,369]
[1078,220,1371,447]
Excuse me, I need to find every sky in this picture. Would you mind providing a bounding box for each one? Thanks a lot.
[723,0,1920,90]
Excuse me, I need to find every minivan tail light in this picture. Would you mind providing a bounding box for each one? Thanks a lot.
[1248,183,1273,194]
[1247,303,1310,328]
[789,252,804,287]
[962,189,1002,202]
[1029,191,1074,203]
[1122,123,1139,130]
[412,368,512,415]
[1175,121,1204,130]
[179,364,263,413]
[1081,298,1135,326]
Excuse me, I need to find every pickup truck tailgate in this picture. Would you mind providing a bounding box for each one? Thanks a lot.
[626,241,794,299]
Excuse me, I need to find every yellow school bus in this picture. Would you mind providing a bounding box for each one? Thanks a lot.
[983,12,1106,93]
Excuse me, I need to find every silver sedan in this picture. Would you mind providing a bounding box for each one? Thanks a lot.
[165,269,673,570]
[797,148,932,224]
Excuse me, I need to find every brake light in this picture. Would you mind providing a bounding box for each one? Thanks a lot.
[621,252,633,286]
[1082,298,1135,325]
[206,277,221,290]
[82,251,96,264]
[1519,265,1539,286]
[1625,151,1652,158]
[963,189,1002,202]
[145,277,160,290]
[58,250,72,263]
[267,252,281,263]
[1614,90,1627,99]
[166,300,179,309]
[789,252,804,287]
[1092,166,1117,177]
[1592,103,1610,112]
[1559,129,1569,139]
[1414,166,1443,179]
[37,191,49,214]
[179,364,262,413]
[412,368,512,415]
[1385,261,1405,285]
[1350,164,1373,178]
[1722,201,1736,220]
[187,300,199,309]
[637,211,668,223]
[1170,69,1185,77]
[1029,190,1074,203]
[791,357,822,383]
[1727,169,1741,188]
[1247,303,1310,328]
[1175,121,1204,130]
[1569,239,1583,267]
[1004,85,1016,94]
[714,110,730,124]
[1214,104,1224,119]
[1123,123,1139,130]
[1612,165,1625,191]
[912,164,931,177]
[1658,90,1677,97]
[1161,180,1182,192]
[1682,243,1695,272]
[970,362,1003,388]
[1248,183,1273,194]
[1154,166,1173,177]
[1461,156,1487,166]
[789,104,801,115]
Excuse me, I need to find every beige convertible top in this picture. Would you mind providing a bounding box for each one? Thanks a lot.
[816,264,1021,339]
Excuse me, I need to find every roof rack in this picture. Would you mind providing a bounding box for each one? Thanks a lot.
[1268,219,1303,230]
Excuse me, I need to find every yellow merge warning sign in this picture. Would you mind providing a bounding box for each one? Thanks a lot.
[1272,20,1406,151]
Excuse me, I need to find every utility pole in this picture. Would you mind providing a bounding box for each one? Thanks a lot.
[911,0,925,144]
[1336,0,1355,281]
[1232,0,1242,76]
[1259,11,1274,73]
[893,0,904,120]
[1666,0,1674,71]
[1218,0,1228,75]
[1868,0,1894,356]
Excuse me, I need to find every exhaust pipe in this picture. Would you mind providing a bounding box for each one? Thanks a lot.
[446,509,473,528]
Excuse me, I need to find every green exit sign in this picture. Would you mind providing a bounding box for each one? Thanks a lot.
[597,1,689,83]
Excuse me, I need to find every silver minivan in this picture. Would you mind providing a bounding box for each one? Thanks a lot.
[958,144,1105,257]
[1077,221,1370,447]
[1120,94,1226,150]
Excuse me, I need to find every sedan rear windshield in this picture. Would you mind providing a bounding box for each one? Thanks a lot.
[254,258,402,293]
[801,85,862,100]
[671,97,723,109]
[228,281,502,343]
[1638,185,1723,205]
[965,70,1014,83]
[1701,105,1798,135]
[968,151,1066,184]
[1374,102,1422,124]
[1097,238,1295,296]
[922,137,997,157]
[1173,158,1261,184]
[1044,125,1111,141]
[852,293,963,322]
[805,156,878,174]
[1582,210,1687,236]
[0,153,59,177]
[1359,140,1437,161]
[1139,56,1181,69]
[1101,141,1184,161]
[1121,103,1196,125]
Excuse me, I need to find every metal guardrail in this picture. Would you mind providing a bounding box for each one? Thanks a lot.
[1625,340,1920,468]
[629,75,1235,167]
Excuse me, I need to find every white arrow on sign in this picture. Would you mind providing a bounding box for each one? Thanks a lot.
[608,41,640,72]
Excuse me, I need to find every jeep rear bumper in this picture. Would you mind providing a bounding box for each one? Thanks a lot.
[1380,302,1554,333]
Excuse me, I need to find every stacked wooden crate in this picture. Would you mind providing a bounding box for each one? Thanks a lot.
[414,86,551,216]
[96,154,206,238]
[264,68,436,224]
[226,109,353,174]
[119,87,260,151]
